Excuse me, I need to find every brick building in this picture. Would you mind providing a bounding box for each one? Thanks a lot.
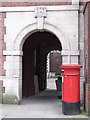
[50,51,61,73]
[0,0,90,115]
[83,1,90,115]
[46,51,62,78]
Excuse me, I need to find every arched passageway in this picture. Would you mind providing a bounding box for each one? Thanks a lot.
[22,31,62,97]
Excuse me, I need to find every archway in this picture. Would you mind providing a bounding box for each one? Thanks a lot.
[3,23,72,102]
[14,23,69,51]
[22,31,62,97]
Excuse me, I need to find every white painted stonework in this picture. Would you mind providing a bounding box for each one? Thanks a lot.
[0,3,84,103]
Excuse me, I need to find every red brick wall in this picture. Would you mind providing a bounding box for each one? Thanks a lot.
[84,2,90,115]
[1,1,71,7]
[0,13,6,76]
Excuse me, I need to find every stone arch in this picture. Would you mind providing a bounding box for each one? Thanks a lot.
[14,23,70,51]
[3,22,73,102]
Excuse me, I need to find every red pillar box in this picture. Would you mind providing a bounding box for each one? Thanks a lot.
[60,64,82,115]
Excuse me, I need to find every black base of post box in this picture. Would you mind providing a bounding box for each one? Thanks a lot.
[62,101,80,115]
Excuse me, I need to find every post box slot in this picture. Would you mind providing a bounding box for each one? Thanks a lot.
[64,74,79,76]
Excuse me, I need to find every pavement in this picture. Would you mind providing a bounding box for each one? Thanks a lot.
[1,89,88,118]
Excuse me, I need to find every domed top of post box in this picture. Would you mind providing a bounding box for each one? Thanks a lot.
[60,64,82,69]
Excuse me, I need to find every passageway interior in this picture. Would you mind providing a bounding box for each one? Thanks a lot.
[22,31,62,97]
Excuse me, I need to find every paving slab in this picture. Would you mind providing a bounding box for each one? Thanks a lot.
[2,90,88,118]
